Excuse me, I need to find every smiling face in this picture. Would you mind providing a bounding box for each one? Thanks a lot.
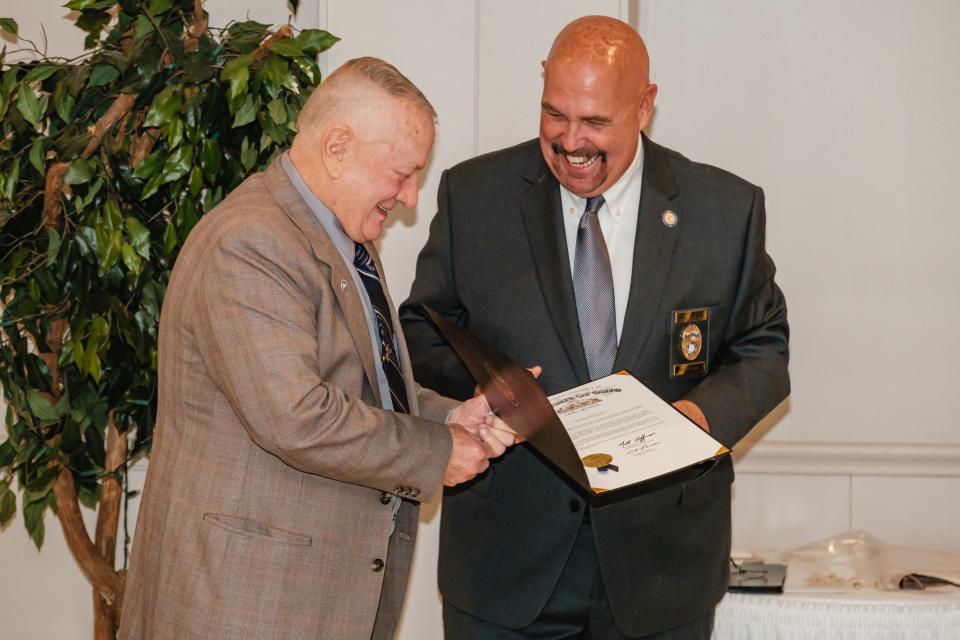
[337,99,435,243]
[538,17,657,198]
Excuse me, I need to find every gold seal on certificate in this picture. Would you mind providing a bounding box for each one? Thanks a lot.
[671,307,710,378]
[582,453,613,468]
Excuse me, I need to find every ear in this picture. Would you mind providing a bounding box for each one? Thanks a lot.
[637,83,658,131]
[321,124,352,178]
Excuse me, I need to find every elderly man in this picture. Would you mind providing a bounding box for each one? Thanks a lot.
[119,57,515,640]
[400,16,790,640]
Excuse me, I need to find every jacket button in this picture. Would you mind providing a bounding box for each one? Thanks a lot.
[371,558,385,572]
[569,499,582,513]
[379,492,392,505]
[410,488,420,498]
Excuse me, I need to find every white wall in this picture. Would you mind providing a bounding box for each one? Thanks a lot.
[2,1,959,638]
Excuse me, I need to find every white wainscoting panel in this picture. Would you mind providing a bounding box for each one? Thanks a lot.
[731,473,852,551]
[852,476,960,550]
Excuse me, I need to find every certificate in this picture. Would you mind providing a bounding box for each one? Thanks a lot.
[549,372,727,492]
[422,305,729,500]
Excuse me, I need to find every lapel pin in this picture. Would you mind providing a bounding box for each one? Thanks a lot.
[340,279,348,291]
[662,210,678,228]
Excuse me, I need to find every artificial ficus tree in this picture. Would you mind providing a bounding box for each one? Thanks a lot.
[0,1,336,636]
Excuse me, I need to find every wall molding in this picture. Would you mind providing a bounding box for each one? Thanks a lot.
[733,440,960,477]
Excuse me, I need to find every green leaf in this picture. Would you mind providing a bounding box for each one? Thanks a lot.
[188,165,203,197]
[92,314,109,340]
[76,9,110,48]
[231,95,256,128]
[17,86,48,126]
[24,64,59,84]
[148,0,174,15]
[141,173,163,200]
[64,0,104,9]
[261,55,289,87]
[96,226,122,272]
[85,348,102,383]
[293,58,320,85]
[103,198,121,231]
[221,54,253,102]
[0,488,16,527]
[200,138,220,182]
[174,197,199,237]
[163,222,178,253]
[163,117,184,148]
[267,98,287,126]
[45,228,62,267]
[0,17,18,35]
[23,498,45,550]
[134,14,154,39]
[240,136,257,171]
[144,86,182,128]
[26,390,62,423]
[267,38,303,58]
[54,88,75,123]
[121,243,142,275]
[0,440,15,467]
[2,68,17,98]
[29,140,46,174]
[3,158,19,200]
[64,158,95,185]
[88,64,119,87]
[297,29,340,55]
[125,218,150,259]
[161,145,194,184]
[133,150,164,180]
[72,340,86,371]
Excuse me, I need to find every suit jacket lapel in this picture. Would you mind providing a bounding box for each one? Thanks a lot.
[614,134,681,374]
[263,161,384,407]
[518,158,591,384]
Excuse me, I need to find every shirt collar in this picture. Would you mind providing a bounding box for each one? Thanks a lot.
[560,136,645,222]
[279,151,356,261]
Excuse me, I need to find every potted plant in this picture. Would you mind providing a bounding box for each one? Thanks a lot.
[0,1,337,636]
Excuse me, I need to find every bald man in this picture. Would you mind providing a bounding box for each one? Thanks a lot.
[119,57,518,640]
[401,16,789,639]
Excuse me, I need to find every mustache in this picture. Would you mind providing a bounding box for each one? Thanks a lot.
[550,142,606,161]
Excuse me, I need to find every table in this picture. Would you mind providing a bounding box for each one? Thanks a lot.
[714,587,960,639]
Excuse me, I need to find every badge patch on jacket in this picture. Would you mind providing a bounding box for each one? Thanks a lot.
[670,307,709,378]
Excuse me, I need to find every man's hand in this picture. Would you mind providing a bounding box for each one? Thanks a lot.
[443,423,501,487]
[673,399,710,432]
[448,394,520,448]
[455,365,542,447]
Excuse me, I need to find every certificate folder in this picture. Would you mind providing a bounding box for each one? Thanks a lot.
[422,306,729,503]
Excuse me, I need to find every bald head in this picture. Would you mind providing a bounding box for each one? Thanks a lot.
[539,16,657,197]
[545,15,651,91]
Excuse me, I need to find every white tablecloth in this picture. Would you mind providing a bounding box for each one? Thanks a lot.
[714,590,960,640]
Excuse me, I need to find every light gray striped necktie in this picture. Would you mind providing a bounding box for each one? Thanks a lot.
[573,195,617,380]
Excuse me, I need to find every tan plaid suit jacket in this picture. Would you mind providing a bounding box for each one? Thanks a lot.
[118,160,456,640]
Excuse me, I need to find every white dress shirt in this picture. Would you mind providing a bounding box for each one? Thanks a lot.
[560,137,645,342]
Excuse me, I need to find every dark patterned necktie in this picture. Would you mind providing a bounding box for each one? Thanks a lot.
[353,242,409,414]
[573,195,617,380]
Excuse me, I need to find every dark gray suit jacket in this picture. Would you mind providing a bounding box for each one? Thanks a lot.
[399,136,789,637]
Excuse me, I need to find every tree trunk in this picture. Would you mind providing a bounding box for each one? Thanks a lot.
[93,415,127,639]
[43,318,127,637]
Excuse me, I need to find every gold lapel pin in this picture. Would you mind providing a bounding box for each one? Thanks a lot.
[340,279,348,290]
[662,210,678,227]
